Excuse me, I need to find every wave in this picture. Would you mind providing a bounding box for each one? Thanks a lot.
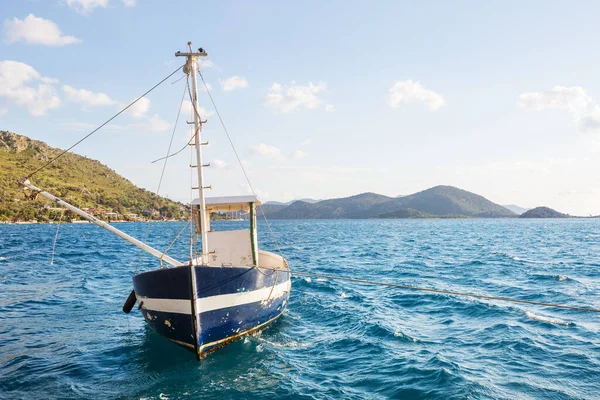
[525,311,575,327]
[529,273,574,283]
[394,330,418,343]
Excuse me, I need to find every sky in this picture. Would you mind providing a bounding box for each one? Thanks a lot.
[1,1,600,215]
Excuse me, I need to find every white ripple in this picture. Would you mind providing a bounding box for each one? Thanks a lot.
[525,311,574,327]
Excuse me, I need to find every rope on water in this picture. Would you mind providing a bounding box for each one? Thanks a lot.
[257,267,600,314]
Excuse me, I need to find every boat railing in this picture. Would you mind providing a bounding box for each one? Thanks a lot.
[258,250,287,270]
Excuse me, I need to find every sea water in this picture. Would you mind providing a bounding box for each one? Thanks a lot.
[1,219,599,399]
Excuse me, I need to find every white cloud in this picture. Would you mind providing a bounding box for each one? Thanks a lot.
[388,80,445,110]
[518,86,600,133]
[60,117,169,133]
[65,0,109,15]
[181,100,214,119]
[265,81,327,113]
[3,14,81,46]
[124,96,151,118]
[122,0,136,7]
[0,60,60,116]
[199,60,214,69]
[241,183,269,201]
[60,121,98,131]
[302,138,312,146]
[291,150,306,159]
[211,159,228,169]
[0,108,7,116]
[325,104,335,112]
[249,143,286,161]
[63,85,115,107]
[138,114,170,133]
[221,76,248,91]
[115,114,170,133]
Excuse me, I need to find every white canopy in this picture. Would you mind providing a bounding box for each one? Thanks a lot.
[192,195,261,212]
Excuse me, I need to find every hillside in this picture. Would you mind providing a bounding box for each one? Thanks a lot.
[0,131,187,222]
[376,208,435,219]
[520,206,569,218]
[261,186,516,219]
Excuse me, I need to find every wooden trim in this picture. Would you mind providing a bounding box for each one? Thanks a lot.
[249,202,257,265]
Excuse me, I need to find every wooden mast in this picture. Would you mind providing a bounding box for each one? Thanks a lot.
[176,42,209,266]
[175,42,209,359]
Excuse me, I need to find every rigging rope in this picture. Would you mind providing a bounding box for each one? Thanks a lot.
[258,267,600,313]
[197,69,286,258]
[26,65,184,180]
[50,209,65,265]
[135,79,187,274]
[162,220,191,257]
[149,136,195,164]
[150,78,201,165]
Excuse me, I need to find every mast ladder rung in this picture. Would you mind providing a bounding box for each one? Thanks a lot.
[203,186,212,190]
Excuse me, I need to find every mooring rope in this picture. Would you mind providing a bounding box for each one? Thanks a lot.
[26,65,184,179]
[258,267,600,313]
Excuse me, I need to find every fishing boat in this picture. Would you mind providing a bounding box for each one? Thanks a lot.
[19,42,291,359]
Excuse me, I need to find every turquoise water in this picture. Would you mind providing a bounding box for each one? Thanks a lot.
[1,219,599,399]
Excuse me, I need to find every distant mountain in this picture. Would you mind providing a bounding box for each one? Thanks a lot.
[0,131,186,222]
[260,203,287,215]
[376,208,434,219]
[264,201,287,206]
[292,198,321,204]
[503,204,530,215]
[261,186,517,219]
[265,198,321,206]
[520,206,569,218]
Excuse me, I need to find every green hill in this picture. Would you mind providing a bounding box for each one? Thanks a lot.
[376,186,516,218]
[375,208,435,219]
[261,186,516,219]
[0,131,187,222]
[519,206,569,218]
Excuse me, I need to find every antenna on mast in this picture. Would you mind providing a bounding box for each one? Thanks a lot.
[176,42,209,265]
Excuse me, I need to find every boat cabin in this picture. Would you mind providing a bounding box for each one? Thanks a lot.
[191,195,286,269]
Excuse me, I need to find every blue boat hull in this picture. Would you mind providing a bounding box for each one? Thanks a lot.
[132,265,290,357]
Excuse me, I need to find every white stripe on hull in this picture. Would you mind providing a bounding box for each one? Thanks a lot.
[137,279,291,315]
